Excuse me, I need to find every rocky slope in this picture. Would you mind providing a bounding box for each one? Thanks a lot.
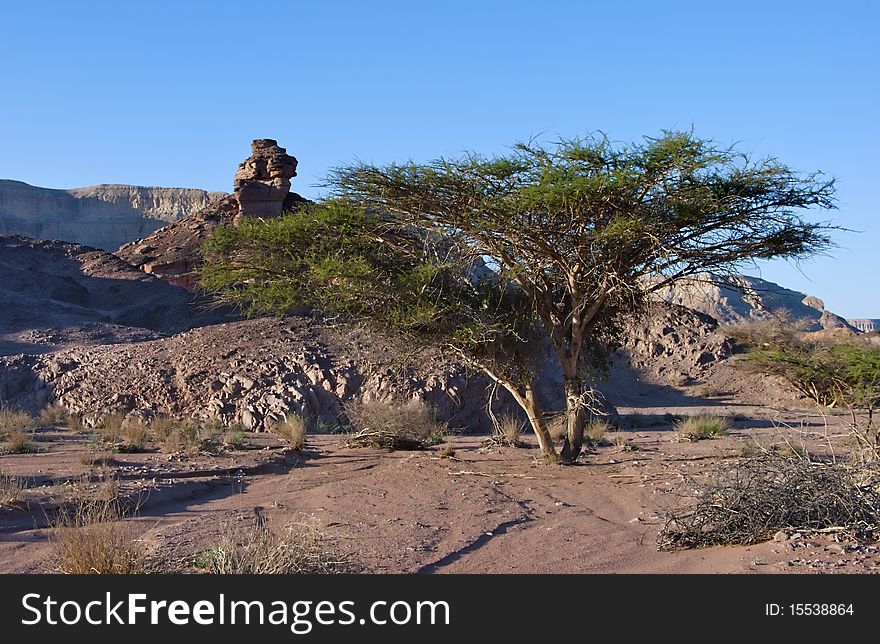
[0,235,227,356]
[0,179,226,250]
[652,272,856,332]
[117,139,306,290]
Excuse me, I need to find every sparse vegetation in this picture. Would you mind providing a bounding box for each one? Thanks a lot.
[659,454,880,549]
[222,428,248,450]
[96,413,125,443]
[0,472,27,506]
[197,517,350,574]
[438,441,456,458]
[674,415,731,441]
[67,414,85,433]
[80,452,117,468]
[585,419,615,447]
[3,429,36,453]
[119,419,150,452]
[485,415,527,448]
[0,409,35,437]
[51,498,147,574]
[38,403,68,428]
[743,332,880,460]
[274,416,306,449]
[343,399,446,450]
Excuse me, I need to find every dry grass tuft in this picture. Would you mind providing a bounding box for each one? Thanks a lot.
[150,418,205,454]
[274,416,306,449]
[0,472,28,506]
[343,399,445,450]
[80,452,117,468]
[0,409,35,437]
[51,498,147,574]
[674,415,731,442]
[67,414,86,433]
[96,413,125,443]
[38,403,69,428]
[4,430,35,453]
[119,419,150,452]
[658,455,880,550]
[198,517,351,574]
[438,441,456,458]
[485,415,526,448]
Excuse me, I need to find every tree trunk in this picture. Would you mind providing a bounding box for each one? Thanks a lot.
[523,384,558,463]
[560,376,586,463]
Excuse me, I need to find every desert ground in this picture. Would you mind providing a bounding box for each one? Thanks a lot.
[2,393,876,574]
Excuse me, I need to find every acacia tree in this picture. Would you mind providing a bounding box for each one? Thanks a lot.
[327,132,836,462]
[203,131,836,463]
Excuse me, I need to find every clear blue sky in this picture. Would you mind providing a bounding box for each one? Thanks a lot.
[1,1,877,317]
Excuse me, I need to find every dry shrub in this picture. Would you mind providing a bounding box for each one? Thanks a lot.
[485,415,526,448]
[67,415,86,433]
[4,430,35,453]
[0,409,34,437]
[586,419,615,447]
[119,419,150,452]
[438,442,456,458]
[274,416,306,449]
[343,399,445,450]
[0,472,27,506]
[97,413,125,443]
[674,415,731,441]
[198,517,351,574]
[658,455,880,550]
[151,418,203,454]
[39,403,69,428]
[51,499,146,574]
[723,311,805,349]
[547,414,568,442]
[80,452,116,468]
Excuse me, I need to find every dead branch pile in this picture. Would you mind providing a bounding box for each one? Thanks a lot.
[341,428,428,450]
[658,455,880,550]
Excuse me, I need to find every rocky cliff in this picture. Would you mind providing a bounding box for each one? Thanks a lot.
[0,179,226,250]
[848,319,880,333]
[652,272,856,332]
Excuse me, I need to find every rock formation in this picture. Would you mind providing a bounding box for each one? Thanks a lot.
[233,139,299,223]
[848,319,880,333]
[117,139,306,291]
[0,179,225,250]
[651,272,856,332]
[115,196,240,290]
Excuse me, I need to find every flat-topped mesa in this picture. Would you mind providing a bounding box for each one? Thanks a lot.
[233,139,298,223]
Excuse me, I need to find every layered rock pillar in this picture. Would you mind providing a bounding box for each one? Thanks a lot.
[232,139,299,224]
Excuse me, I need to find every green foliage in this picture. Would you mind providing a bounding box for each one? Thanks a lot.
[748,339,880,413]
[674,415,731,441]
[203,131,836,463]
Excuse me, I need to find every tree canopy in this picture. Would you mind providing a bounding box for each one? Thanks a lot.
[203,131,837,463]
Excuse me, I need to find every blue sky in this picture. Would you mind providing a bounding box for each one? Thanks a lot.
[1,1,877,317]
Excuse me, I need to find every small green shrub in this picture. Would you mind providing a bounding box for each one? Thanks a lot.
[674,415,731,441]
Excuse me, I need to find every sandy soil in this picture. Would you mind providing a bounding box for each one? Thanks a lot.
[2,408,877,574]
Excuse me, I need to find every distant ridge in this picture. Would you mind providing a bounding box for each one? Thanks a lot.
[0,179,227,250]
